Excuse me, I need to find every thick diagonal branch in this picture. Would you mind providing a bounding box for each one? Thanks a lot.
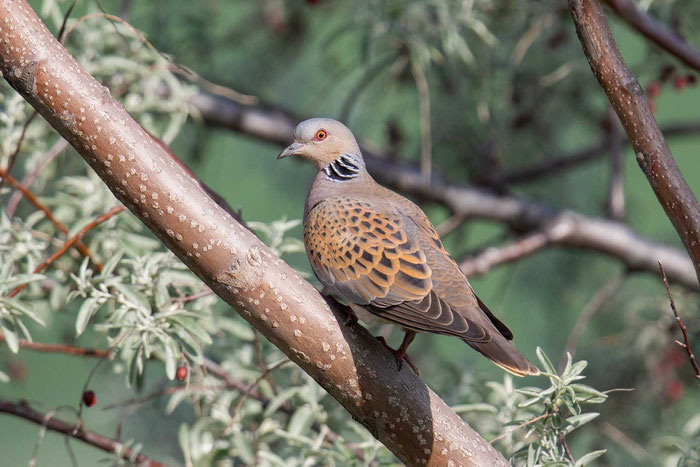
[0,2,507,465]
[189,92,698,290]
[570,0,700,287]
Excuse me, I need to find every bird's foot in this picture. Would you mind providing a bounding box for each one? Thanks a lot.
[375,336,419,375]
[322,293,358,326]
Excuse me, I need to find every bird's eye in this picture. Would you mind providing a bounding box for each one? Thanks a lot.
[314,130,327,141]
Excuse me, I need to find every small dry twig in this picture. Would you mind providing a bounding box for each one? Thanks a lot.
[658,260,700,382]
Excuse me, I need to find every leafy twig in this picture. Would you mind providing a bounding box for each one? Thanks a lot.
[8,206,126,297]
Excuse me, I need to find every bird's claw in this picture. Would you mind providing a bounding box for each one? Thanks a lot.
[375,336,419,375]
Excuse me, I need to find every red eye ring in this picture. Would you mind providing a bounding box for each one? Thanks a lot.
[314,129,327,141]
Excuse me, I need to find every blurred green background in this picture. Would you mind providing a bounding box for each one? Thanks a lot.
[2,0,700,465]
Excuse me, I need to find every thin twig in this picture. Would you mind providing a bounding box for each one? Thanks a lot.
[8,205,126,297]
[559,432,575,463]
[0,111,37,192]
[490,413,548,444]
[0,399,162,466]
[658,260,700,382]
[0,335,112,358]
[410,59,432,183]
[6,138,69,219]
[0,168,100,269]
[560,274,625,370]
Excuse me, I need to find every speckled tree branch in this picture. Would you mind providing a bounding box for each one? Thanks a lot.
[569,0,700,287]
[0,1,508,465]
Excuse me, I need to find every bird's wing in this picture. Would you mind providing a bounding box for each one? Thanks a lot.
[304,196,490,342]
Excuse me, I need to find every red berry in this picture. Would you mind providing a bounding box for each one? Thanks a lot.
[659,65,675,82]
[665,379,684,402]
[646,81,661,97]
[82,390,96,407]
[674,76,687,91]
[176,366,187,381]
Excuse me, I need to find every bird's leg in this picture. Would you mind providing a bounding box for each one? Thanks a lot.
[321,288,358,325]
[376,331,419,375]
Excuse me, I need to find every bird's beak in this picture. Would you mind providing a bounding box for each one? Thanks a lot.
[277,142,305,159]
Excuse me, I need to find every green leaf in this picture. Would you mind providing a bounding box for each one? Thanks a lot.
[562,412,599,435]
[571,384,608,403]
[574,449,607,466]
[3,298,46,326]
[76,298,100,336]
[0,273,45,292]
[169,316,212,345]
[166,389,189,414]
[263,387,299,417]
[177,423,191,464]
[173,328,202,363]
[288,405,314,437]
[536,347,556,375]
[113,282,150,313]
[0,319,19,353]
[100,250,124,277]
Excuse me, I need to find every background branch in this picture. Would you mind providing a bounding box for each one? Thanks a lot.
[0,2,507,464]
[603,0,700,71]
[0,399,162,466]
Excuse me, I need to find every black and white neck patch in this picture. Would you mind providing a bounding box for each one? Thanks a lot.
[323,154,361,181]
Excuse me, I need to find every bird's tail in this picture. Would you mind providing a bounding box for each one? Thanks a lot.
[466,335,540,377]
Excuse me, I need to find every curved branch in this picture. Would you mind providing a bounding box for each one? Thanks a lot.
[0,2,507,465]
[603,0,700,71]
[188,92,698,290]
[570,0,700,286]
[0,399,162,466]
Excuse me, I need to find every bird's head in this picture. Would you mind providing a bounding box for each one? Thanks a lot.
[278,118,363,170]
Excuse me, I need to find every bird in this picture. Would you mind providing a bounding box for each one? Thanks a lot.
[278,118,539,376]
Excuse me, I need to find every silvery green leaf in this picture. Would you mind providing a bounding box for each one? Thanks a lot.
[263,387,300,417]
[571,384,608,403]
[218,317,255,342]
[562,412,599,435]
[178,423,191,464]
[0,319,18,353]
[451,403,499,414]
[0,273,45,293]
[169,316,212,345]
[166,389,189,414]
[536,347,556,375]
[232,432,255,465]
[113,283,150,313]
[568,360,588,378]
[288,405,314,437]
[76,297,100,335]
[3,298,46,326]
[100,250,124,277]
[573,449,607,466]
[173,328,202,362]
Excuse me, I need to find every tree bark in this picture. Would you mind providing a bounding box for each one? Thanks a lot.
[0,1,507,465]
[569,0,700,287]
